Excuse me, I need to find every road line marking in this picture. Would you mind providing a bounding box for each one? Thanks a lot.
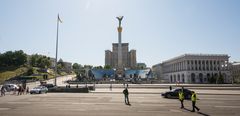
[71,103,123,105]
[170,109,182,112]
[138,110,164,113]
[215,106,240,108]
[7,102,31,104]
[59,109,86,111]
[0,108,11,110]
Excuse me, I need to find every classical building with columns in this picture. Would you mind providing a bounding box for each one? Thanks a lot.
[152,54,231,83]
[229,62,240,83]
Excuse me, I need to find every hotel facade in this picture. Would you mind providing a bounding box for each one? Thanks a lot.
[105,43,136,69]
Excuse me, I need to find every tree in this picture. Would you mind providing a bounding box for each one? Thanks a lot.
[217,73,224,84]
[26,67,34,75]
[57,58,65,69]
[0,50,27,67]
[29,54,51,68]
[72,63,80,70]
[104,65,112,69]
[84,65,93,69]
[208,73,216,84]
[14,50,27,66]
[94,66,103,69]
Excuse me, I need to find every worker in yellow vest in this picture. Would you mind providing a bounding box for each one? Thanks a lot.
[178,89,184,108]
[191,91,200,112]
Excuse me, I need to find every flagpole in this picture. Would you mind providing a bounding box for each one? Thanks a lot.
[55,14,60,86]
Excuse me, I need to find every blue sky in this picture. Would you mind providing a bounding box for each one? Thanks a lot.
[0,0,239,67]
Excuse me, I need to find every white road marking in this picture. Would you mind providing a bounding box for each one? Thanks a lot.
[71,102,123,105]
[0,108,11,110]
[139,104,166,107]
[169,109,182,112]
[7,102,31,104]
[59,108,86,111]
[138,110,164,113]
[215,106,240,108]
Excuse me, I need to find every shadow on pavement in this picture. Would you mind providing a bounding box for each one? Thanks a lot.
[197,112,210,116]
[183,108,210,116]
[183,108,192,112]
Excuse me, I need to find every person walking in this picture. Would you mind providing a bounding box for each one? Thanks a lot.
[123,87,130,105]
[26,86,29,94]
[1,86,6,96]
[191,91,200,112]
[178,89,184,109]
[169,86,172,91]
[110,84,112,91]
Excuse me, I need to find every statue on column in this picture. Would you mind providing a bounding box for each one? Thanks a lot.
[116,16,124,27]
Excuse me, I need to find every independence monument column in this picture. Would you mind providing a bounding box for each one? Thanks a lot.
[116,16,124,76]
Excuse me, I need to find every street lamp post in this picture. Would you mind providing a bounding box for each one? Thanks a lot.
[54,14,62,86]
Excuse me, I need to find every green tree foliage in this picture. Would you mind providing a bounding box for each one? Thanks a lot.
[57,58,65,69]
[84,65,93,69]
[217,73,224,84]
[0,50,27,67]
[72,63,80,70]
[208,73,217,84]
[29,54,51,68]
[104,65,112,69]
[72,63,83,76]
[26,67,34,75]
[94,66,103,69]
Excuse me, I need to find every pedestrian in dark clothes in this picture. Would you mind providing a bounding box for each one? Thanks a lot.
[123,87,130,105]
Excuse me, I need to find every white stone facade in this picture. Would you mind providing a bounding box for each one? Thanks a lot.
[153,54,232,84]
[229,62,240,83]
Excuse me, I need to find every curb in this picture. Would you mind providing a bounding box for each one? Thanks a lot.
[90,91,240,95]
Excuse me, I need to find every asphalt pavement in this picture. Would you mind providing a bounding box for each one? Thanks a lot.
[0,89,240,116]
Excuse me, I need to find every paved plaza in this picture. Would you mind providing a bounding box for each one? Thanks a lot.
[1,88,240,116]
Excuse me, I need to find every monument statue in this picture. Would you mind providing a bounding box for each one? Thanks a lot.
[116,16,124,27]
[116,16,124,77]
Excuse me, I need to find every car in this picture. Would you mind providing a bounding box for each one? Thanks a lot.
[161,88,193,99]
[41,84,55,88]
[2,84,19,92]
[30,86,48,94]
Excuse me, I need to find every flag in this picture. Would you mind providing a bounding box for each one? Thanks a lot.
[58,14,63,23]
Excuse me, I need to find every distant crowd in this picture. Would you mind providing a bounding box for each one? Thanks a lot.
[0,84,29,96]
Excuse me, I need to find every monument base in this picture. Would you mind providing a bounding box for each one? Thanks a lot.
[115,68,125,79]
